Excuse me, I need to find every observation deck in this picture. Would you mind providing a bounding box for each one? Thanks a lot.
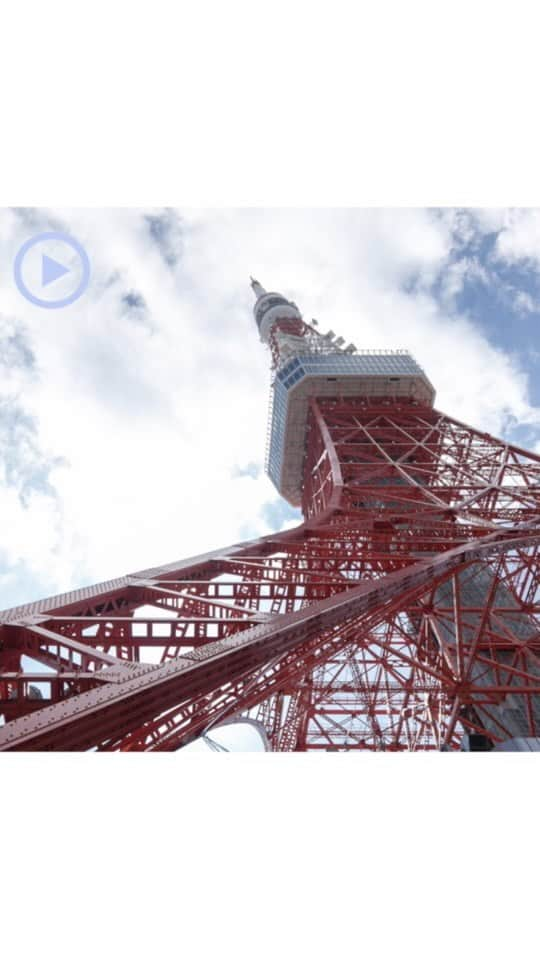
[265,349,435,506]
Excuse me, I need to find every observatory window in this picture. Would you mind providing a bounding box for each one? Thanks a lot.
[258,295,288,317]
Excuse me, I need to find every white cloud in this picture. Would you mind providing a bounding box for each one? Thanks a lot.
[494,209,540,267]
[0,208,539,608]
[466,207,540,272]
[513,289,537,314]
[437,255,490,306]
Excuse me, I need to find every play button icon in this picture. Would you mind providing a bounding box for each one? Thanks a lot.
[42,253,70,287]
[14,231,90,308]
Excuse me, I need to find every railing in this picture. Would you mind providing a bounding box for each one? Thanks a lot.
[264,373,275,474]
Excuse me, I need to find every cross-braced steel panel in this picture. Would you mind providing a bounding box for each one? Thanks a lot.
[1,399,539,750]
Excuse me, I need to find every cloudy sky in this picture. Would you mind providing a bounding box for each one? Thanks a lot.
[1,207,540,612]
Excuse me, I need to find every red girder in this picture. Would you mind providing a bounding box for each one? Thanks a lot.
[1,399,540,750]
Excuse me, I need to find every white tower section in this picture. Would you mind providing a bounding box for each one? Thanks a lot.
[252,278,435,506]
[251,276,303,344]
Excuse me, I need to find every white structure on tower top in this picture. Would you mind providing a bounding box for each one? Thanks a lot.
[250,277,303,345]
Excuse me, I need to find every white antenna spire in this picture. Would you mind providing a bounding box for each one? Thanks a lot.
[250,276,267,300]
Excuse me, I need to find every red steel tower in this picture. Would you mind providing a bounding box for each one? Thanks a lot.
[1,279,540,751]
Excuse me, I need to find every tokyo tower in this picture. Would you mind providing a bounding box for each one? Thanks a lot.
[1,278,540,751]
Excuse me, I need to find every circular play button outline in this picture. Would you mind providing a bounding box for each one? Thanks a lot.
[13,231,90,308]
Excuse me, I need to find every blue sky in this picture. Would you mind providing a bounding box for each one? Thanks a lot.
[434,211,540,447]
[0,207,540,614]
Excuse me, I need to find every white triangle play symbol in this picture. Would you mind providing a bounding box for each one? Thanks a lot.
[42,253,70,287]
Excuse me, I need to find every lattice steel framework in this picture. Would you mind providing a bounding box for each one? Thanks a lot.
[1,394,539,750]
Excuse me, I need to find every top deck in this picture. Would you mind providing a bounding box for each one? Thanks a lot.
[265,351,435,506]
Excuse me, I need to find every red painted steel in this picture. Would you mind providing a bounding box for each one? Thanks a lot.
[0,394,539,750]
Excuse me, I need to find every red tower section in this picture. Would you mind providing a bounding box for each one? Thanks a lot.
[0,280,539,751]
